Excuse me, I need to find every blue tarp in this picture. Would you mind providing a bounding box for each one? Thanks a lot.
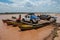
[30,15,38,19]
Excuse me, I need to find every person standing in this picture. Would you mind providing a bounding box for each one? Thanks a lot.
[16,14,21,22]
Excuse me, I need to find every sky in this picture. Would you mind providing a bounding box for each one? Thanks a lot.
[0,0,60,13]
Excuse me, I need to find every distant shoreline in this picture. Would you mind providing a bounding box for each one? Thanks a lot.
[0,12,60,14]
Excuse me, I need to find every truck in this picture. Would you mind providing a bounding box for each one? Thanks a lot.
[22,13,40,24]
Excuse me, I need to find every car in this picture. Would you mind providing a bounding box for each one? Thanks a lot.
[38,15,51,20]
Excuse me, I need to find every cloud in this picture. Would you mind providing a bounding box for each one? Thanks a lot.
[0,0,60,13]
[2,0,56,7]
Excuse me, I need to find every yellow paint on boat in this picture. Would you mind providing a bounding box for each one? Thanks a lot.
[21,24,32,27]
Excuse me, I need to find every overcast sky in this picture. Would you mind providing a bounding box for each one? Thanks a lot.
[0,0,60,13]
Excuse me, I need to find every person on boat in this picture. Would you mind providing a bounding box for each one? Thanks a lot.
[16,15,21,22]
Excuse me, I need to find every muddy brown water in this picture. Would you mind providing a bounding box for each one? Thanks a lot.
[0,14,59,40]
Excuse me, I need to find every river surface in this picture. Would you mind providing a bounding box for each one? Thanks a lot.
[0,14,59,40]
